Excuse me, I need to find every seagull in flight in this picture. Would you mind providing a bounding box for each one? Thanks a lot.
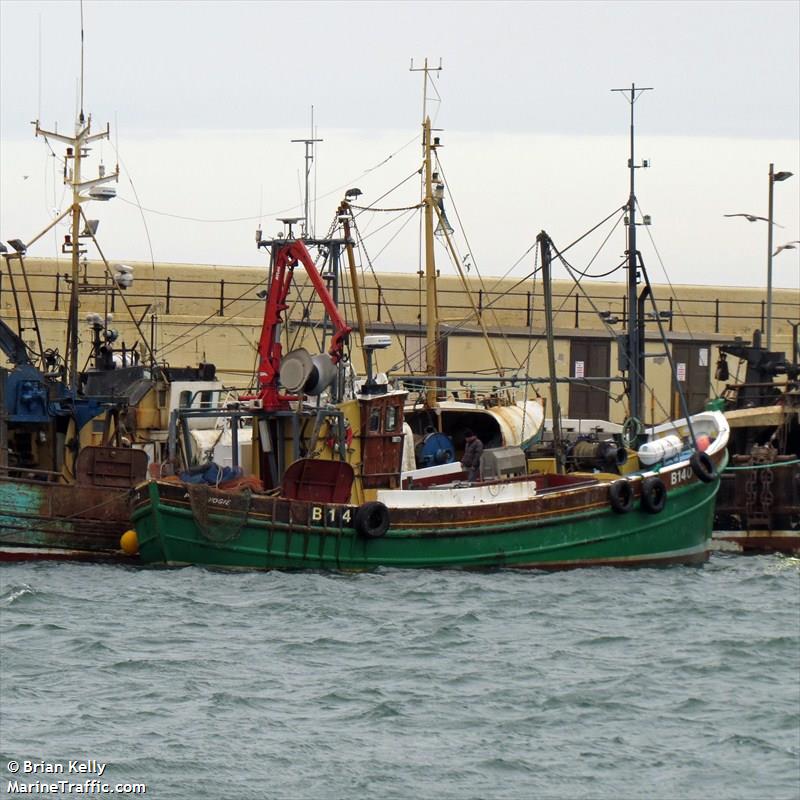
[724,213,784,227]
[773,240,800,256]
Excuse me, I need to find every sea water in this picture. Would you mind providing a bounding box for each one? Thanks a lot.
[1,555,798,800]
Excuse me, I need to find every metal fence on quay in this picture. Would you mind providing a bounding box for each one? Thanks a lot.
[2,268,794,342]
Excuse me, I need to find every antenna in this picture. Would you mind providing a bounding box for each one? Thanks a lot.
[410,57,443,125]
[79,0,85,124]
[37,13,42,121]
[610,82,652,425]
[291,110,323,238]
[312,106,318,238]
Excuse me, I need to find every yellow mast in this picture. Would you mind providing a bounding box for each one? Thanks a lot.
[339,200,367,372]
[410,57,443,410]
[69,128,83,391]
[422,115,440,408]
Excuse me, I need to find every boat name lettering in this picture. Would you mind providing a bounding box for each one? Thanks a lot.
[310,506,354,526]
[670,467,693,486]
[209,497,231,507]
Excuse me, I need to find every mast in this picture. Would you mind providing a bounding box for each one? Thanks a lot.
[611,83,652,423]
[34,118,119,392]
[34,5,119,392]
[538,232,564,473]
[422,116,439,407]
[411,58,442,408]
[291,107,323,238]
[339,201,367,346]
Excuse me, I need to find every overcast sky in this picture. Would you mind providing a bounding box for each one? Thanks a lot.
[1,0,798,291]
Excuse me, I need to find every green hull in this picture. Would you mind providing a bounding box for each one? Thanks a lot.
[132,471,722,570]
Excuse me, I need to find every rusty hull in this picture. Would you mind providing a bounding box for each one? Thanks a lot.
[0,475,133,561]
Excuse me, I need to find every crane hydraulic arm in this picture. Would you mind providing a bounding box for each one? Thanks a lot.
[256,239,352,409]
[0,318,32,366]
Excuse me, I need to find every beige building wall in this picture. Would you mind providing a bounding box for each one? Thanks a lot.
[3,256,797,427]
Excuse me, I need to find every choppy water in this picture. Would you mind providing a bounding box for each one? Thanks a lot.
[1,555,799,800]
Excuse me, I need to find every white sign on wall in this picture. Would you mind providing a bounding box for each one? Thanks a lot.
[699,348,709,367]
[574,360,585,378]
[676,362,687,382]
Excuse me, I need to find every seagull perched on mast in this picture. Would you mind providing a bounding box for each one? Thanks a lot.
[724,213,784,227]
[773,240,800,256]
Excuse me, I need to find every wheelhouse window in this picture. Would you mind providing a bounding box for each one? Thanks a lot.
[369,407,381,433]
[199,390,215,409]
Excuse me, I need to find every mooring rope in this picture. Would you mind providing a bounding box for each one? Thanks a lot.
[724,458,800,472]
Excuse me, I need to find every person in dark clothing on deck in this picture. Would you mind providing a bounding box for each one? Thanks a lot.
[461,429,484,481]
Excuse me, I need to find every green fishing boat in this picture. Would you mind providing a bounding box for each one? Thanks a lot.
[127,79,729,570]
[131,413,727,570]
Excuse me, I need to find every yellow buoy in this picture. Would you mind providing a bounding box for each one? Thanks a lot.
[120,529,139,555]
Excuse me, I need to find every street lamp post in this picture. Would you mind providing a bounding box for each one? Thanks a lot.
[767,163,794,351]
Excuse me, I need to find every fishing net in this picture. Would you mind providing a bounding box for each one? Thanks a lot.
[188,485,252,543]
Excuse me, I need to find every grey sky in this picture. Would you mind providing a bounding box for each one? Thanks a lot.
[2,0,798,139]
[1,0,798,290]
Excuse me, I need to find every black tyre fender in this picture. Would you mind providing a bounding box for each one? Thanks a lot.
[354,501,390,538]
[690,451,716,483]
[640,476,667,514]
[608,479,633,513]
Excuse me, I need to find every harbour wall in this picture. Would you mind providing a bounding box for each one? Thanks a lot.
[2,257,796,426]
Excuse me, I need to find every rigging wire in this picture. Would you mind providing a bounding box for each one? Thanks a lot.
[552,240,673,422]
[383,209,631,398]
[351,203,422,213]
[362,207,419,252]
[479,204,627,304]
[350,168,422,218]
[635,198,723,403]
[157,285,265,361]
[113,134,422,225]
[522,246,541,398]
[109,143,157,274]
[348,214,411,370]
[433,156,517,369]
[108,140,161,353]
[636,198,696,339]
[453,207,627,377]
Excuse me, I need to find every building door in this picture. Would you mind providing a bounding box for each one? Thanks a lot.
[568,340,610,420]
[671,343,711,417]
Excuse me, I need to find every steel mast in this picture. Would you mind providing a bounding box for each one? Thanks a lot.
[612,83,652,423]
[33,117,119,392]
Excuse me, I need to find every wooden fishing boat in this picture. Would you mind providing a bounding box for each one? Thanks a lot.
[127,79,730,570]
[131,408,728,570]
[126,227,730,571]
